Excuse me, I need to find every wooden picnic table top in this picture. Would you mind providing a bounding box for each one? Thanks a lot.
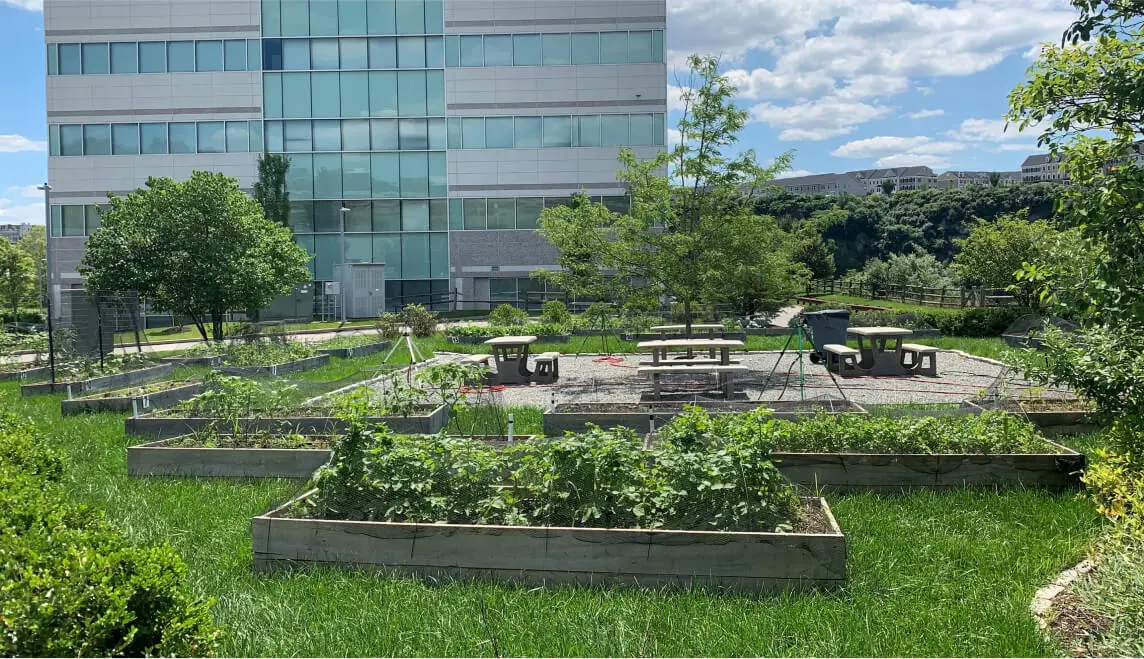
[649,324,725,331]
[847,326,913,337]
[483,335,538,345]
[636,338,745,349]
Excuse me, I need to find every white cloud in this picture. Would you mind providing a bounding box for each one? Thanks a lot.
[751,98,894,141]
[875,153,953,169]
[667,128,683,147]
[945,117,1050,143]
[0,199,45,225]
[0,134,47,153]
[6,185,43,200]
[667,84,688,113]
[906,108,945,119]
[1,0,42,10]
[831,135,965,158]
[916,86,934,96]
[723,68,835,100]
[775,169,816,179]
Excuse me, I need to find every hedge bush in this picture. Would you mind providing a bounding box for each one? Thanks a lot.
[798,303,1031,337]
[0,414,221,657]
[0,310,45,325]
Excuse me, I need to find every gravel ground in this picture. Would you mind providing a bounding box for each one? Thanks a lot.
[416,350,1072,408]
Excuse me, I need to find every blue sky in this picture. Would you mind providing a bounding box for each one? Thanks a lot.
[0,0,1074,224]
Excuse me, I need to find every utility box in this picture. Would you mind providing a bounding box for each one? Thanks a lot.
[334,263,386,319]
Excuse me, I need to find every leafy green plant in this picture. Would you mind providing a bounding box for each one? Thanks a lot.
[488,304,530,327]
[180,373,297,419]
[219,340,314,367]
[415,362,487,409]
[540,299,572,327]
[403,304,438,338]
[375,312,403,341]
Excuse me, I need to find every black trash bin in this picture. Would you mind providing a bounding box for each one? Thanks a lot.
[802,309,851,364]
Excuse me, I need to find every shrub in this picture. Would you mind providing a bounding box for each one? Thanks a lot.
[403,304,438,337]
[539,299,572,327]
[796,302,1031,337]
[1083,450,1144,542]
[219,340,314,367]
[0,310,45,324]
[375,312,403,341]
[488,303,529,327]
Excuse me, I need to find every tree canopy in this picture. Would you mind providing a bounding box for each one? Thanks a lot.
[0,239,35,315]
[253,153,291,228]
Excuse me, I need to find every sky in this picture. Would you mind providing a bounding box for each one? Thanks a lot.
[0,0,1077,225]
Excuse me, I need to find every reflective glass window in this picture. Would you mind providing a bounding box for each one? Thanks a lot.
[263,0,282,37]
[425,35,444,67]
[653,113,665,145]
[311,38,340,69]
[311,72,341,116]
[197,121,225,153]
[367,0,396,34]
[428,118,446,149]
[628,31,653,63]
[542,33,570,65]
[250,120,264,150]
[398,36,425,68]
[448,198,463,229]
[485,117,513,148]
[283,39,310,70]
[629,113,654,145]
[461,117,484,148]
[428,152,446,196]
[266,120,285,151]
[226,121,250,152]
[599,32,627,64]
[83,124,111,155]
[315,203,341,232]
[47,43,58,75]
[314,153,343,199]
[342,119,371,150]
[459,35,482,66]
[397,71,426,115]
[62,206,85,236]
[282,72,312,117]
[49,124,60,155]
[395,0,425,33]
[82,42,109,74]
[195,40,223,72]
[343,154,372,198]
[425,0,443,32]
[50,206,62,237]
[369,71,398,116]
[429,199,448,231]
[60,124,83,155]
[487,198,515,229]
[373,199,401,231]
[313,119,342,151]
[343,199,371,231]
[340,71,369,117]
[339,0,368,36]
[514,117,541,148]
[402,200,429,231]
[310,0,340,36]
[223,40,246,70]
[513,34,540,66]
[110,42,138,73]
[602,114,629,146]
[288,154,314,199]
[285,120,313,151]
[169,123,197,153]
[314,234,340,279]
[248,38,263,69]
[140,123,168,154]
[340,37,368,68]
[111,124,139,154]
[462,198,486,230]
[426,70,445,115]
[167,41,194,72]
[399,118,428,149]
[345,235,372,263]
[447,117,462,148]
[58,44,81,74]
[445,35,459,67]
[652,30,664,62]
[571,32,599,65]
[400,151,429,197]
[289,201,313,233]
[280,0,310,36]
[402,233,429,279]
[264,72,283,118]
[371,153,400,197]
[263,38,284,70]
[483,35,511,66]
[369,37,397,67]
[516,197,544,229]
[139,42,166,72]
[371,118,399,149]
[373,233,400,276]
[543,116,572,147]
[429,233,448,279]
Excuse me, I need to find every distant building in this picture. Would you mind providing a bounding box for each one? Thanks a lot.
[849,166,939,193]
[774,172,865,195]
[1022,142,1144,183]
[0,224,32,243]
[936,170,1022,189]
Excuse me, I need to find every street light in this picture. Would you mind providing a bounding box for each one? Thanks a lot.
[36,183,54,383]
[338,204,351,323]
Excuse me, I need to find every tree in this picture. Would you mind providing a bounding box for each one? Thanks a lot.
[880,179,896,195]
[988,172,1002,187]
[16,225,46,304]
[252,153,291,228]
[789,207,846,280]
[80,172,311,341]
[0,239,35,316]
[952,209,1059,304]
[534,192,639,305]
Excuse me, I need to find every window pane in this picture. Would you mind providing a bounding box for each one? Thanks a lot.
[397,70,426,115]
[629,113,653,145]
[62,206,85,237]
[345,235,372,263]
[652,30,664,62]
[628,31,653,63]
[340,71,369,116]
[60,124,83,155]
[485,117,513,148]
[459,35,483,66]
[264,73,283,118]
[342,199,370,231]
[395,0,425,33]
[402,200,429,230]
[196,40,223,72]
[59,44,81,74]
[137,42,165,72]
[602,114,629,146]
[429,199,448,230]
[399,118,428,149]
[483,35,511,66]
[283,39,310,70]
[430,233,448,279]
[463,198,486,229]
[263,38,284,70]
[490,278,516,300]
[653,113,665,145]
[369,37,397,67]
[343,154,372,198]
[111,124,139,154]
[281,0,310,36]
[140,123,168,154]
[224,40,247,70]
[400,152,429,196]
[82,43,109,74]
[285,119,312,151]
[602,195,631,214]
[313,119,342,151]
[369,71,398,115]
[314,234,339,279]
[198,121,225,153]
[371,153,400,197]
[83,124,111,155]
[50,206,62,237]
[248,38,263,69]
[110,42,138,73]
[167,41,194,72]
[571,32,599,65]
[266,120,285,151]
[487,198,515,229]
[599,32,627,64]
[543,116,572,147]
[402,233,429,279]
[263,0,282,37]
[49,124,60,155]
[428,118,446,149]
[48,43,58,75]
[513,34,540,66]
[226,121,250,152]
[250,120,264,150]
[426,70,445,114]
[542,33,570,65]
[340,37,368,68]
[425,36,443,67]
[314,153,343,198]
[283,72,312,117]
[514,116,541,148]
[288,154,314,199]
[311,72,341,116]
[461,117,484,148]
[425,0,443,32]
[311,38,340,69]
[311,0,339,36]
[516,197,543,229]
[317,197,345,230]
[289,201,313,232]
[448,198,463,229]
[447,117,462,148]
[373,199,401,231]
[342,118,370,150]
[367,0,396,34]
[339,0,368,36]
[397,36,425,68]
[445,35,459,67]
[428,151,446,196]
[371,118,398,149]
[373,234,401,276]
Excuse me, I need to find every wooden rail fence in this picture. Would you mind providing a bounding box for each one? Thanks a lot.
[806,280,1015,309]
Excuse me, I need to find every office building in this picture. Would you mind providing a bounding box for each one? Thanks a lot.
[0,223,32,243]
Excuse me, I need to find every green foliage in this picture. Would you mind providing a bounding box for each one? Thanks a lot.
[181,373,297,418]
[846,250,955,291]
[375,312,403,341]
[0,237,35,315]
[17,225,46,301]
[540,299,572,326]
[953,210,1059,303]
[402,304,438,338]
[219,340,315,367]
[79,172,312,341]
[252,153,291,228]
[1083,450,1144,542]
[414,362,487,409]
[799,301,1030,337]
[880,179,896,195]
[488,303,530,327]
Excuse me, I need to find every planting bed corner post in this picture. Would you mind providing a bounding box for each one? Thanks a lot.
[252,493,848,594]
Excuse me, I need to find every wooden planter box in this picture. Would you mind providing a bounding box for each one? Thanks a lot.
[773,438,1085,492]
[62,381,204,416]
[252,492,847,593]
[128,433,536,479]
[317,340,391,359]
[21,363,173,396]
[964,400,1100,436]
[217,354,331,377]
[159,355,223,367]
[0,364,52,381]
[543,400,866,436]
[125,403,450,439]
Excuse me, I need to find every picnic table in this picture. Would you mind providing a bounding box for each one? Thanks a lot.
[636,338,744,365]
[636,338,747,399]
[845,327,914,376]
[649,324,725,338]
[483,336,537,385]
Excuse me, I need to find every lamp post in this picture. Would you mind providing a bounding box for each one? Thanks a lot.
[36,183,54,383]
[338,204,350,323]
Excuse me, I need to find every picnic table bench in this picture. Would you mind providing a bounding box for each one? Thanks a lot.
[636,338,747,399]
[824,328,940,377]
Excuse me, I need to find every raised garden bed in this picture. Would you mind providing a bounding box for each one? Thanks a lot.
[543,400,866,436]
[159,355,223,367]
[252,492,846,593]
[964,399,1099,436]
[317,340,391,359]
[125,403,450,439]
[20,362,173,396]
[61,380,203,416]
[218,354,331,377]
[0,364,52,381]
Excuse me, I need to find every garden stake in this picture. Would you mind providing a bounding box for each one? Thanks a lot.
[507,414,514,444]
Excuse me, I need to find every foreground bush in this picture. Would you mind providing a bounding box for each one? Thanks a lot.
[0,414,220,656]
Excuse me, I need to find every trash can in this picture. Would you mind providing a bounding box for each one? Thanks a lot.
[802,309,851,363]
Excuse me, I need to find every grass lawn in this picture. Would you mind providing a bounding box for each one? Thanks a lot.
[813,293,959,314]
[3,376,1105,656]
[114,319,380,346]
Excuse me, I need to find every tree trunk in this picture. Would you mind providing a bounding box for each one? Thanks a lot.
[211,312,225,341]
[192,317,209,342]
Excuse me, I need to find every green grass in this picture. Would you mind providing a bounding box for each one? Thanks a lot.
[925,337,1011,360]
[1061,539,1144,656]
[813,293,952,314]
[114,319,379,346]
[1,379,1107,656]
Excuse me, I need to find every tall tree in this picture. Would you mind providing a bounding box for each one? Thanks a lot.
[252,153,291,228]
[952,209,1059,305]
[80,172,311,341]
[16,225,46,304]
[880,179,896,195]
[0,239,35,316]
[988,172,1002,187]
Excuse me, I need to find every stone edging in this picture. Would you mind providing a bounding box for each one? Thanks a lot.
[1031,559,1094,629]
